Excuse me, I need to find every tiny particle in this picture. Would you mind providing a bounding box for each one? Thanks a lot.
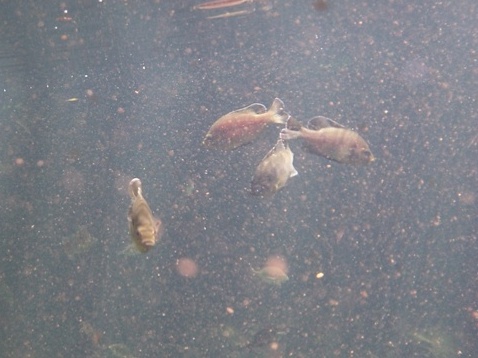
[328,299,339,306]
[15,157,25,166]
[316,272,324,279]
[226,307,234,315]
[270,341,279,350]
[56,16,73,22]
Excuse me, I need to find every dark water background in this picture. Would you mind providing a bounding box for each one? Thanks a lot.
[0,0,477,357]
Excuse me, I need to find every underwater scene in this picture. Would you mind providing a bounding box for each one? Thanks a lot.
[0,0,477,357]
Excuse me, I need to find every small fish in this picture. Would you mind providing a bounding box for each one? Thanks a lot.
[203,98,289,150]
[251,138,298,197]
[128,178,162,253]
[252,265,289,286]
[193,0,253,11]
[280,116,374,165]
[206,9,253,19]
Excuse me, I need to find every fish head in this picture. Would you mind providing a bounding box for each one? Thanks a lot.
[136,225,157,246]
[132,216,160,251]
[350,146,375,165]
[251,172,279,197]
[132,229,155,253]
[203,132,234,150]
[202,133,215,147]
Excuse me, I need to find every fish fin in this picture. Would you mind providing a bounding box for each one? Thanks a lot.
[269,98,289,124]
[258,140,281,163]
[154,219,163,237]
[282,139,298,177]
[274,138,287,150]
[285,116,302,131]
[128,178,142,199]
[280,128,301,141]
[307,116,344,130]
[239,103,267,114]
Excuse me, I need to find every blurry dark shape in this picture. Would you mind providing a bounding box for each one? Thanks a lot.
[281,116,374,165]
[251,138,298,197]
[246,326,278,349]
[106,343,135,358]
[399,57,432,88]
[79,321,102,348]
[0,48,27,74]
[193,0,253,10]
[313,0,329,11]
[467,133,478,148]
[409,327,459,357]
[0,279,14,311]
[203,98,289,150]
[128,178,162,253]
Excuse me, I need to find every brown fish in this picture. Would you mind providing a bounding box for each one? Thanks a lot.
[251,138,298,197]
[128,178,162,253]
[280,116,374,165]
[203,98,289,150]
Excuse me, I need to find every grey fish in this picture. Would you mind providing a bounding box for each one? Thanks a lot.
[280,116,374,165]
[251,138,298,197]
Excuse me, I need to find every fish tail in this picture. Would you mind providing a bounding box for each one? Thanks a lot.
[280,128,301,141]
[128,178,142,199]
[269,98,290,124]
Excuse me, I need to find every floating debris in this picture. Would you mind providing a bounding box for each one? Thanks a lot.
[63,226,97,259]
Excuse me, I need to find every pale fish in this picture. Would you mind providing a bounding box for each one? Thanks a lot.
[280,116,374,165]
[251,138,298,197]
[252,265,289,286]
